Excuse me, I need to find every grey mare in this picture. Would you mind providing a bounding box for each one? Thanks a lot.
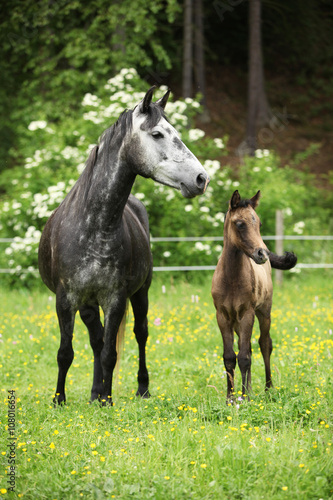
[38,87,209,406]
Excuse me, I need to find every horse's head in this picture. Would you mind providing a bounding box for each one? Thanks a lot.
[226,190,269,264]
[125,86,209,198]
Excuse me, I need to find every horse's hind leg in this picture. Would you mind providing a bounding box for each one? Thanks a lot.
[54,291,75,405]
[79,305,104,402]
[130,284,150,398]
[257,310,273,390]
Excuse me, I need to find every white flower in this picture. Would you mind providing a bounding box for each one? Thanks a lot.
[184,205,193,212]
[82,93,101,107]
[135,193,145,200]
[213,138,224,149]
[163,251,171,258]
[200,206,210,213]
[253,166,260,172]
[215,212,225,222]
[293,221,305,234]
[28,120,47,131]
[188,128,205,141]
[283,207,293,217]
[255,149,263,158]
[203,160,220,177]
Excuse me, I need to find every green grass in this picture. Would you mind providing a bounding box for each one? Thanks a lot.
[1,272,333,499]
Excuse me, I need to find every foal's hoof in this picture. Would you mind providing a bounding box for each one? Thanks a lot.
[136,389,151,399]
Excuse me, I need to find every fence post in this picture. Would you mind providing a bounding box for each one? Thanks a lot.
[275,210,283,285]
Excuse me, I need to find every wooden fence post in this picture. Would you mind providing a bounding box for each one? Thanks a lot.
[275,209,283,285]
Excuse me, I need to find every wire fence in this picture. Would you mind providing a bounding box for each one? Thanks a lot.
[1,235,332,274]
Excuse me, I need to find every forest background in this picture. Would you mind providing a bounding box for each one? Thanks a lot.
[0,0,333,285]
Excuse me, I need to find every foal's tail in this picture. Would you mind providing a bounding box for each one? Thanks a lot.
[269,251,297,270]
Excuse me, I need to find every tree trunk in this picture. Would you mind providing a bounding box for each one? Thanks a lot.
[245,0,272,155]
[194,0,210,122]
[183,0,193,98]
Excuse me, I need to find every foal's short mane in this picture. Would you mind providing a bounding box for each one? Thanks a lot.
[224,197,254,222]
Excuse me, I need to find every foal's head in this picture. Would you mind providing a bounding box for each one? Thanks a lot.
[225,190,269,264]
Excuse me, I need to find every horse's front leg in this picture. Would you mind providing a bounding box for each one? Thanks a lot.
[100,297,127,406]
[54,290,76,405]
[130,284,151,399]
[216,310,236,400]
[237,310,255,398]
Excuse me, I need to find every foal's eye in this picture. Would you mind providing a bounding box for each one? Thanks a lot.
[235,221,245,230]
[152,131,164,139]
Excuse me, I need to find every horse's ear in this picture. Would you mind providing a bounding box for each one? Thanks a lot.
[155,89,171,110]
[250,190,261,209]
[140,86,156,113]
[230,190,241,210]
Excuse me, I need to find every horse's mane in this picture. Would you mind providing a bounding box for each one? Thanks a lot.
[71,102,167,204]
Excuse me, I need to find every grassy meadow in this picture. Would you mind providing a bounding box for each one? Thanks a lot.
[1,271,333,499]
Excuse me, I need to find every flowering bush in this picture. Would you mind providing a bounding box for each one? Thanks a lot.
[0,68,332,286]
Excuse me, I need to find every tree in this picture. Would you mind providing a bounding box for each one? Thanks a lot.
[182,0,193,97]
[182,0,208,119]
[245,0,272,155]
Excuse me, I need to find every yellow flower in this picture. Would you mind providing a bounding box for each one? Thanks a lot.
[100,456,105,462]
[111,470,117,474]
[227,416,232,421]
[1,489,7,495]
[266,437,271,442]
[71,470,76,475]
[90,443,96,448]
[200,464,207,468]
[282,486,288,491]
[49,442,55,449]
[299,464,305,468]
[164,476,170,480]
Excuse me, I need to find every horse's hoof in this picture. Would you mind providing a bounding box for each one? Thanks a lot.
[53,394,66,407]
[136,389,151,399]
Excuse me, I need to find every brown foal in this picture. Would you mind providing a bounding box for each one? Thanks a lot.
[212,190,276,401]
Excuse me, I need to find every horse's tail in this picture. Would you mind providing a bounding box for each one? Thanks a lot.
[115,300,129,374]
[269,251,297,270]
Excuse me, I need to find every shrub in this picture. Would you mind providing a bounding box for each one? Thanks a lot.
[0,69,332,286]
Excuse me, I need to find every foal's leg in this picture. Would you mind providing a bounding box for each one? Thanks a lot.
[130,285,150,398]
[257,310,273,390]
[99,296,127,406]
[79,305,104,402]
[237,310,255,397]
[54,291,75,405]
[216,310,236,399]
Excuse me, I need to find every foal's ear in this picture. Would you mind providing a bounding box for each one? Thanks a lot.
[250,190,261,209]
[140,86,156,113]
[230,190,241,210]
[155,89,171,110]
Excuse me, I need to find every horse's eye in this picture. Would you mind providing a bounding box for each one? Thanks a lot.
[152,131,164,139]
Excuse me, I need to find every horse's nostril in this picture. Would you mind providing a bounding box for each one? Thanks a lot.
[196,173,207,190]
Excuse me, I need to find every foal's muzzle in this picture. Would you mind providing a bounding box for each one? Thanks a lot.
[252,248,269,265]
